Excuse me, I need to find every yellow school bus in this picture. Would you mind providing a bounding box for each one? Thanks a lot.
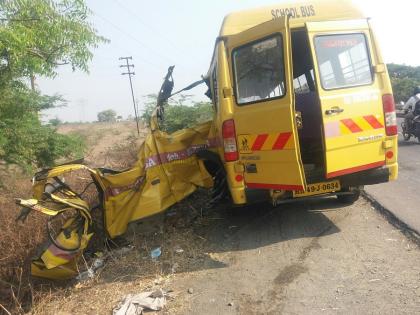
[204,0,398,205]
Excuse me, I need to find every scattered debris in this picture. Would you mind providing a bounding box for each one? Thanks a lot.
[76,257,105,281]
[76,268,95,281]
[166,210,177,217]
[113,245,135,256]
[151,247,162,259]
[368,279,381,282]
[171,263,179,273]
[113,289,166,315]
[174,246,184,254]
[92,257,105,269]
[77,246,133,282]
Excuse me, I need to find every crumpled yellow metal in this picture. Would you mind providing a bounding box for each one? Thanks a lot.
[18,119,217,279]
[101,120,215,238]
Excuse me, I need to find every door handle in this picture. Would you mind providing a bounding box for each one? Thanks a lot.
[325,106,344,115]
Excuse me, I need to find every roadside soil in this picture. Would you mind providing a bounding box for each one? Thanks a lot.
[33,193,420,315]
[58,121,147,169]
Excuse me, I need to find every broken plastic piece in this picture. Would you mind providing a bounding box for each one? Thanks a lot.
[150,247,162,259]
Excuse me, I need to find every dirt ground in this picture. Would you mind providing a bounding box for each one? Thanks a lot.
[58,121,147,169]
[32,192,420,315]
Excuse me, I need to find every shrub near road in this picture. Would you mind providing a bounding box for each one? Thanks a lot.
[141,94,213,133]
[0,0,106,312]
[0,0,106,170]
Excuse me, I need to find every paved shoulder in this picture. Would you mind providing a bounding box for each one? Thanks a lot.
[365,136,420,235]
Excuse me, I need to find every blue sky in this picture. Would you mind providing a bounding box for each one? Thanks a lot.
[39,0,419,122]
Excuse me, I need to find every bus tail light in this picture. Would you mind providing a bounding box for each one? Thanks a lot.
[383,94,397,136]
[222,119,238,161]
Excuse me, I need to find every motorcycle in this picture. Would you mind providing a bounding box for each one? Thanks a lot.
[401,110,420,142]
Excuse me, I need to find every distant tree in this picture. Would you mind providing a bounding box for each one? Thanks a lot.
[0,0,107,169]
[387,63,420,103]
[0,0,108,81]
[48,117,62,127]
[97,109,117,122]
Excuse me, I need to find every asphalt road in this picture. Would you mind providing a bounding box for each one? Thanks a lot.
[174,198,420,314]
[365,119,420,235]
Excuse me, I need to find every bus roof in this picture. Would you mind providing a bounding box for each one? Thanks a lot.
[220,0,364,36]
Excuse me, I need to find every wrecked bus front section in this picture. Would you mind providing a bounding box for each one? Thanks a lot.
[16,120,217,279]
[211,0,398,205]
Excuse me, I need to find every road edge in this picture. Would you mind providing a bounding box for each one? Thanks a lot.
[362,190,420,245]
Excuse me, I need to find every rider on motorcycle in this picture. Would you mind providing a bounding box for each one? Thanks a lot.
[403,86,420,131]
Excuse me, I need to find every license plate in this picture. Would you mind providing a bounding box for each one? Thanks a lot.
[293,180,341,198]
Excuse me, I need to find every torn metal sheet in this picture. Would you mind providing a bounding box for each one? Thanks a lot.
[101,120,216,238]
[17,119,217,279]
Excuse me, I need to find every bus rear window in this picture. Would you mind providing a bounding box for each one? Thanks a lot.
[314,34,372,90]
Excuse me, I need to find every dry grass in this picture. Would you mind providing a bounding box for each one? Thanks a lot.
[0,121,146,314]
[0,166,48,314]
[30,189,213,315]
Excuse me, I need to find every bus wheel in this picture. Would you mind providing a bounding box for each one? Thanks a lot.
[337,187,361,204]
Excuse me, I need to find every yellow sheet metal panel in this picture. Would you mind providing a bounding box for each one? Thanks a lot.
[101,121,214,238]
[31,259,79,280]
[220,0,364,36]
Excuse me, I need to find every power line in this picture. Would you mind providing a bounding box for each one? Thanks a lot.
[112,0,202,65]
[119,56,140,135]
[95,12,176,66]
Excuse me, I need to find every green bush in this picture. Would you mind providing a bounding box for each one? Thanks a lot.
[0,83,84,170]
[141,94,213,133]
[0,0,106,172]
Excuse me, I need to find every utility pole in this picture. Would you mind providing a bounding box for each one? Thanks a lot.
[119,56,140,135]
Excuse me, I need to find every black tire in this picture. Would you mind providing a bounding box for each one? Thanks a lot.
[401,122,411,141]
[337,188,361,204]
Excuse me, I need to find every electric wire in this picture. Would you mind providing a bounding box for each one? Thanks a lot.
[112,0,203,65]
[94,11,176,67]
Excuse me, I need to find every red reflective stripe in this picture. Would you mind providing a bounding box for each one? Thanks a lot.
[48,243,78,261]
[272,132,292,150]
[326,160,385,179]
[251,134,268,151]
[363,115,384,129]
[341,119,363,133]
[246,182,304,190]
